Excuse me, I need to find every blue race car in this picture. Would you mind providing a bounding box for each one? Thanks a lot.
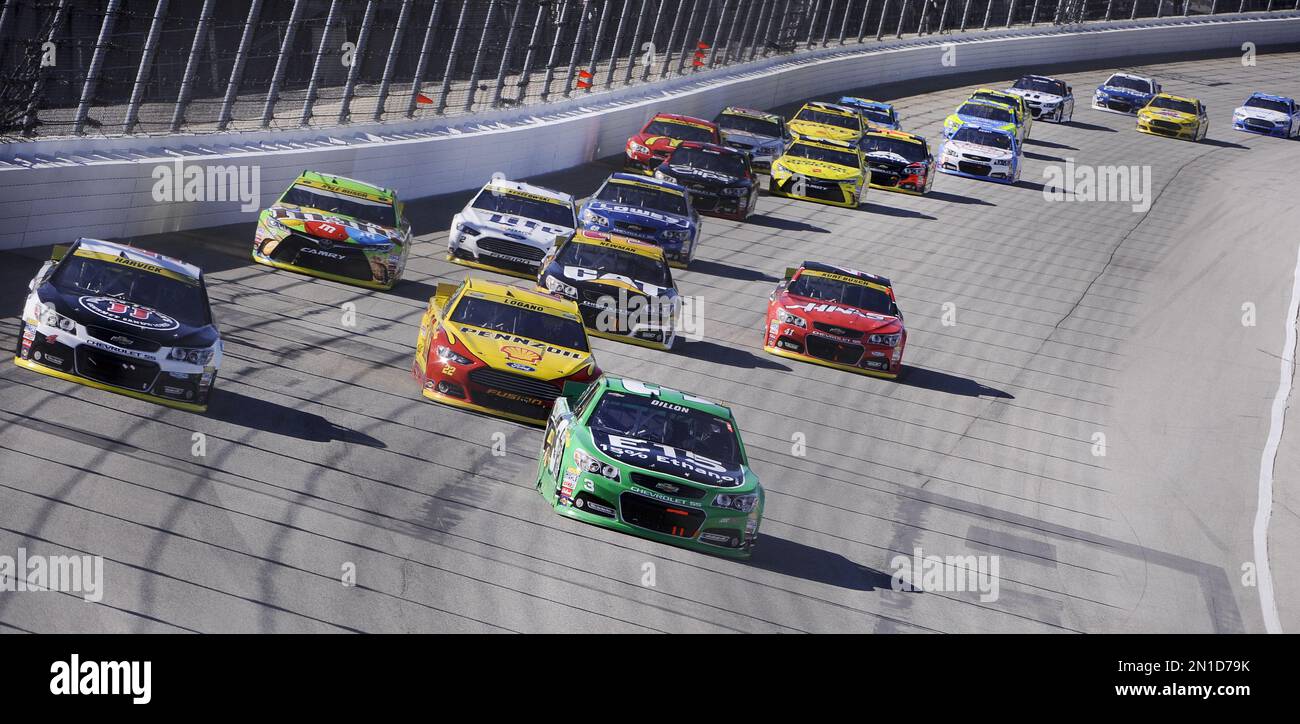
[838,97,900,131]
[938,126,1022,185]
[1092,72,1160,115]
[1232,92,1300,138]
[577,173,702,268]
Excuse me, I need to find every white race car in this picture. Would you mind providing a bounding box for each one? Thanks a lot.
[448,177,577,279]
[1092,72,1161,116]
[1006,74,1075,123]
[1232,92,1300,138]
[938,126,1023,184]
[16,238,223,412]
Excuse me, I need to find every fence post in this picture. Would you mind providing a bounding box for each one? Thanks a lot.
[298,0,341,126]
[337,0,376,124]
[604,0,633,86]
[723,0,748,62]
[1005,0,1017,26]
[640,0,668,81]
[735,0,760,59]
[877,0,890,39]
[464,0,501,111]
[406,0,445,117]
[918,0,931,32]
[373,0,413,121]
[982,0,994,28]
[491,0,527,106]
[897,0,911,36]
[709,0,733,66]
[659,0,687,73]
[804,0,823,47]
[124,0,169,133]
[260,0,304,127]
[539,0,572,100]
[959,0,972,30]
[621,0,650,84]
[1030,0,1041,25]
[563,0,593,95]
[435,0,472,112]
[0,0,14,60]
[516,0,551,100]
[937,0,951,32]
[216,0,263,130]
[584,0,614,89]
[72,0,121,135]
[1103,0,1114,21]
[759,0,783,55]
[857,0,872,41]
[169,0,216,132]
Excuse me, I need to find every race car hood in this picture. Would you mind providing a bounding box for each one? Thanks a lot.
[950,113,1015,135]
[1234,106,1288,122]
[661,163,746,189]
[459,207,573,248]
[556,266,676,301]
[863,149,921,168]
[267,204,402,247]
[779,292,902,335]
[584,199,691,231]
[719,129,783,154]
[587,430,750,489]
[1097,84,1153,101]
[943,139,1014,161]
[445,322,591,379]
[774,155,859,181]
[1009,89,1064,105]
[36,281,219,348]
[788,120,858,143]
[631,133,689,154]
[1138,107,1196,123]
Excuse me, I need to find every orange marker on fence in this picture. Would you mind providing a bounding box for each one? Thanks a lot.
[576,69,594,89]
[692,41,710,68]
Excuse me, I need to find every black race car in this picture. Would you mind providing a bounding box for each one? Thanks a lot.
[652,141,759,221]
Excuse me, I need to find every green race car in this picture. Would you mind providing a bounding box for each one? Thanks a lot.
[537,375,763,558]
[253,170,412,289]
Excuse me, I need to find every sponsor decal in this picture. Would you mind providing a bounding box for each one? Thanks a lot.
[501,345,542,364]
[486,388,548,407]
[506,362,536,372]
[457,327,585,358]
[78,296,179,331]
[596,432,741,487]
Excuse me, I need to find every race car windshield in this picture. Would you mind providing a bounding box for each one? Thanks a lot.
[1104,75,1152,93]
[471,189,575,228]
[716,113,782,137]
[856,108,894,125]
[594,183,689,216]
[787,274,894,316]
[642,120,716,143]
[668,147,747,177]
[972,94,1019,112]
[279,184,396,227]
[1147,97,1196,114]
[957,103,1013,123]
[1013,77,1066,95]
[556,243,673,288]
[588,392,743,469]
[861,136,926,162]
[449,297,589,352]
[784,143,859,168]
[52,255,211,327]
[951,126,1013,149]
[1244,97,1290,113]
[794,108,859,131]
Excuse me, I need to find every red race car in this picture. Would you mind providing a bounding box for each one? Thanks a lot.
[764,261,907,379]
[624,113,721,175]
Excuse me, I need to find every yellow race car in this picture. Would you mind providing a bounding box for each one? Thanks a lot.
[1136,93,1209,141]
[412,277,601,425]
[787,102,865,145]
[769,136,868,208]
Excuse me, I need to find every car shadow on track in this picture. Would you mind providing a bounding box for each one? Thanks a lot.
[207,390,387,446]
[925,190,995,206]
[687,258,781,283]
[1199,137,1249,150]
[1065,120,1118,133]
[744,213,828,234]
[746,535,894,591]
[897,365,1014,398]
[859,203,935,221]
[1024,137,1077,150]
[673,339,791,371]
[1024,151,1065,163]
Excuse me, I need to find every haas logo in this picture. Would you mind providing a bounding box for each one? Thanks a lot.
[500,345,542,364]
[79,296,179,331]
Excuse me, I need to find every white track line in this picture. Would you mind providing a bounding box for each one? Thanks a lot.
[1254,240,1300,634]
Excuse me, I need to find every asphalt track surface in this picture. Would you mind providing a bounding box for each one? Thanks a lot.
[3,49,1300,634]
